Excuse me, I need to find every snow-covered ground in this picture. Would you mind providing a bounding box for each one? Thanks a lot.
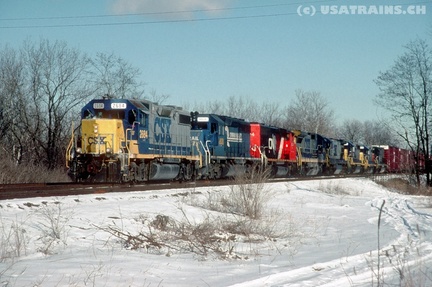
[1,178,431,287]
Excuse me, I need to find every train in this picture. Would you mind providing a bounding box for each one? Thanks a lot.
[66,98,421,182]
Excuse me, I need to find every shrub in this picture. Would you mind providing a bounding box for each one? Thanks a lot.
[198,167,273,219]
[34,202,74,255]
[0,216,28,262]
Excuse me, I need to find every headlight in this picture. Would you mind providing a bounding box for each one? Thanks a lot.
[76,147,82,154]
[106,148,112,154]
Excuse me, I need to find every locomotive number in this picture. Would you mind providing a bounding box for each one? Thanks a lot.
[111,103,127,109]
[93,103,104,109]
[139,130,148,139]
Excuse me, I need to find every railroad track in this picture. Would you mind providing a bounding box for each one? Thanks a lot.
[0,174,385,201]
[0,179,240,201]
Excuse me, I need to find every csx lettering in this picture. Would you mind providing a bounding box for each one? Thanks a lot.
[88,137,106,145]
[154,118,172,143]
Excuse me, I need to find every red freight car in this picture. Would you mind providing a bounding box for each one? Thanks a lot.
[379,145,414,172]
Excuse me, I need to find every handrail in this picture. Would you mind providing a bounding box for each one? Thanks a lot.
[296,147,302,167]
[124,128,133,166]
[65,122,75,168]
[199,140,211,167]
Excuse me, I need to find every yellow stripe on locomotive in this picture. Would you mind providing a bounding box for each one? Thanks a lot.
[80,118,125,155]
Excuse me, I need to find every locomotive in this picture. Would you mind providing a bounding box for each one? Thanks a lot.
[66,98,414,183]
[66,98,200,182]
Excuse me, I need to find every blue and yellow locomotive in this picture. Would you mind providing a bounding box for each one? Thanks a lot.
[66,98,200,182]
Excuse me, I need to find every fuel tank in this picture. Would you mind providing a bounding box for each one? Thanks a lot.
[149,163,180,180]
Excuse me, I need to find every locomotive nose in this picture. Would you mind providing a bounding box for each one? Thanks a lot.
[81,119,123,155]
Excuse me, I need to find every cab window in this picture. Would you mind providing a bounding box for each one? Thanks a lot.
[128,110,136,125]
[211,123,217,133]
[139,111,147,126]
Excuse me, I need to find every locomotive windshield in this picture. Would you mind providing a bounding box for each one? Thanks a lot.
[83,109,125,119]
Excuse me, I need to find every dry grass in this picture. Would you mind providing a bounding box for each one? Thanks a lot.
[192,167,273,219]
[0,216,28,262]
[0,160,70,184]
[94,168,297,260]
[375,176,432,196]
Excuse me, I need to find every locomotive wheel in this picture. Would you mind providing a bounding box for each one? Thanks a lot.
[178,163,194,182]
[208,165,221,179]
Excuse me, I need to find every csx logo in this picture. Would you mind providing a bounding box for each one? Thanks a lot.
[154,118,172,143]
[88,137,106,145]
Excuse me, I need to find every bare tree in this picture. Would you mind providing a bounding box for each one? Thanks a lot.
[375,38,432,186]
[190,99,225,114]
[339,119,363,143]
[337,119,399,146]
[191,95,282,126]
[283,89,336,136]
[225,96,250,120]
[18,39,93,169]
[362,120,398,147]
[256,102,282,127]
[0,47,18,139]
[147,89,170,104]
[192,96,255,120]
[89,52,145,99]
[0,45,30,165]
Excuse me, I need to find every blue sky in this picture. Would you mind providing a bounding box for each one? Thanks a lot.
[1,0,431,123]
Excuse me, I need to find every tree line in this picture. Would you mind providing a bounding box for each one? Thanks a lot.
[191,90,397,147]
[0,38,430,185]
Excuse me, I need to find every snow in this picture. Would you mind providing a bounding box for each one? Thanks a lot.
[1,178,431,286]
